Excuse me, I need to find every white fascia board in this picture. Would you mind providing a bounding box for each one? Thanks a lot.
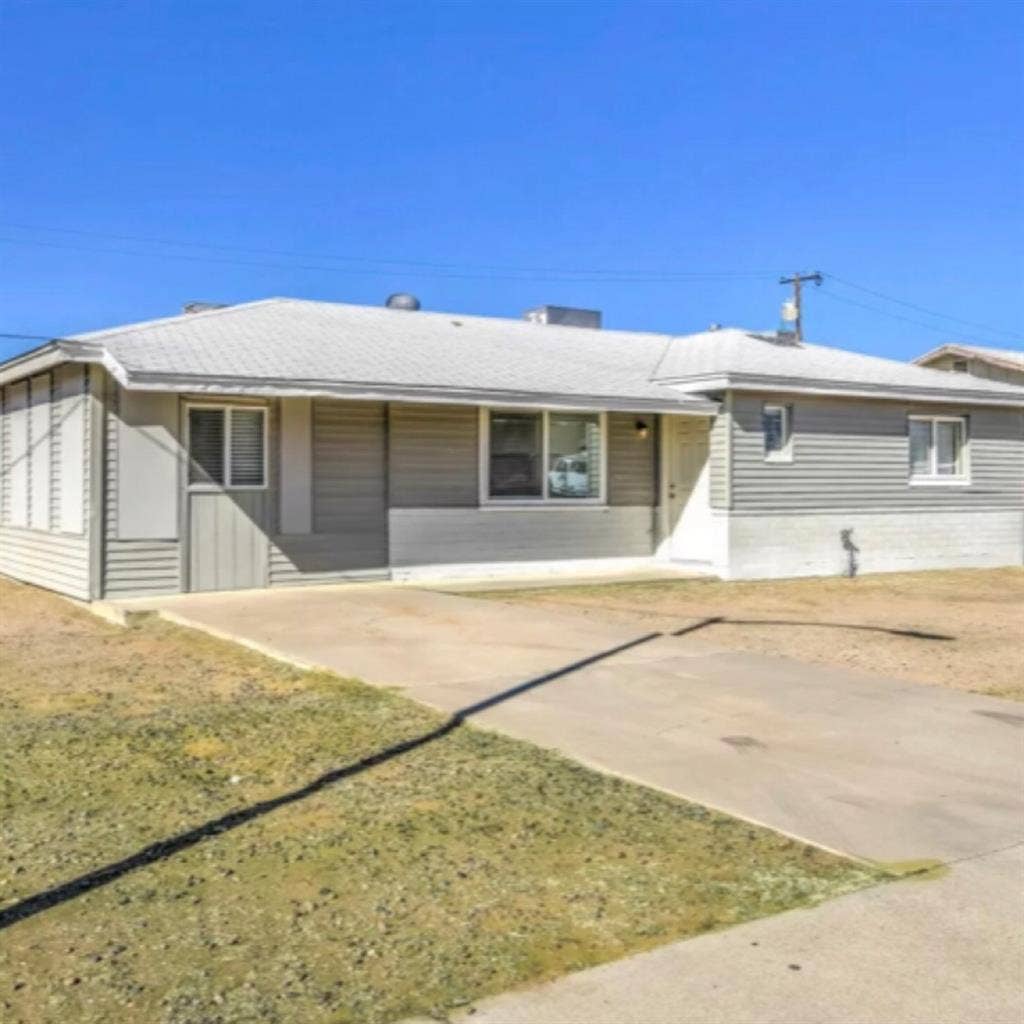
[0,339,126,387]
[0,342,65,385]
[911,344,959,366]
[664,373,1024,408]
[117,371,720,415]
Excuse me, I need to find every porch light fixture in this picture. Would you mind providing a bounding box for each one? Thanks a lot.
[635,419,649,440]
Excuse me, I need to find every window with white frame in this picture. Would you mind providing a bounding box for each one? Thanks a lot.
[484,409,605,502]
[188,405,267,488]
[762,403,793,462]
[908,415,968,482]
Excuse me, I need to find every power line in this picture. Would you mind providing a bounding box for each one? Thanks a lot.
[824,273,1024,341]
[0,223,770,281]
[817,287,1022,348]
[5,223,1020,344]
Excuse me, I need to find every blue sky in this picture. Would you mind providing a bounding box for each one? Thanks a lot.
[1,0,1021,363]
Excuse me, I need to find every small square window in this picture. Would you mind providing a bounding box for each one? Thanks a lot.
[763,404,792,462]
[908,416,968,483]
[188,406,267,489]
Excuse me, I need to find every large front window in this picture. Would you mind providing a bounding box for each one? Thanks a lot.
[908,415,968,483]
[484,409,605,502]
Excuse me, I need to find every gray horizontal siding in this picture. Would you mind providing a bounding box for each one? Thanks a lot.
[388,403,479,507]
[269,534,390,585]
[607,412,657,506]
[730,393,1024,510]
[103,540,182,597]
[708,404,730,509]
[389,506,657,566]
[312,399,388,565]
[0,526,91,599]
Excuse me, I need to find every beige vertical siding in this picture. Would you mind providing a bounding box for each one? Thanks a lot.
[188,490,269,592]
[0,364,92,599]
[55,364,86,534]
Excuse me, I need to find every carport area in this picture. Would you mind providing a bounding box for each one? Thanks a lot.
[108,582,1024,1023]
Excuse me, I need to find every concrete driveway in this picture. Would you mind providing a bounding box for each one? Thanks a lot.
[115,583,1024,1023]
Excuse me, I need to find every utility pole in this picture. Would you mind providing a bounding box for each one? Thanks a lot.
[779,271,822,341]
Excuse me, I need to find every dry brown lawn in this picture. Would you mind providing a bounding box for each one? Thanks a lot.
[0,578,879,1024]
[479,568,1024,701]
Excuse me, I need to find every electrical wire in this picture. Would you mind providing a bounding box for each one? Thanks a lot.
[3,223,1020,345]
[824,273,1024,342]
[0,224,770,281]
[817,287,1023,348]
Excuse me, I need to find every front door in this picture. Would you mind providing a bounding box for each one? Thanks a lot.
[184,402,271,592]
[663,416,714,564]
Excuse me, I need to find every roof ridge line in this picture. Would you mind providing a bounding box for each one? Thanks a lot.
[70,297,287,343]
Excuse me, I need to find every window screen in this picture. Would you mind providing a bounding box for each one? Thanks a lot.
[909,419,932,477]
[230,409,266,486]
[547,412,601,498]
[188,407,225,485]
[188,406,266,487]
[909,417,967,479]
[935,420,962,476]
[762,405,790,459]
[489,412,542,497]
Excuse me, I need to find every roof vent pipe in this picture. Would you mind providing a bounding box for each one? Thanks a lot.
[385,293,421,311]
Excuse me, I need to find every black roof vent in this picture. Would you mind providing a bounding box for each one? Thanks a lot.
[385,293,421,311]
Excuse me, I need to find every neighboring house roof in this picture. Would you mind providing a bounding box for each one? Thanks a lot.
[913,343,1024,374]
[2,297,1023,409]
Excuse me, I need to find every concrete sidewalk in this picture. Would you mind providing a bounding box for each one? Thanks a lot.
[452,844,1023,1024]
[111,584,1024,1022]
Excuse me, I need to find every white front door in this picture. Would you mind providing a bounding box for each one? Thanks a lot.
[662,416,715,565]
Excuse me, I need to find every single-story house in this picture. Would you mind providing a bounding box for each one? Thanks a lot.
[1,297,1022,600]
[914,343,1024,388]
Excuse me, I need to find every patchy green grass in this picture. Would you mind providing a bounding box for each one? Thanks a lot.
[0,579,882,1024]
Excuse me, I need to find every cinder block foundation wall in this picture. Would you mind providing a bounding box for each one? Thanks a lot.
[723,507,1024,579]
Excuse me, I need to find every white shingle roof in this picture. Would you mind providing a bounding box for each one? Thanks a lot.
[652,328,1024,402]
[41,297,1024,408]
[68,298,706,410]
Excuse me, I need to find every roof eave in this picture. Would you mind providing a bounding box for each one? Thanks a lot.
[663,373,1024,408]
[118,370,720,415]
[914,344,1024,374]
[0,339,111,386]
